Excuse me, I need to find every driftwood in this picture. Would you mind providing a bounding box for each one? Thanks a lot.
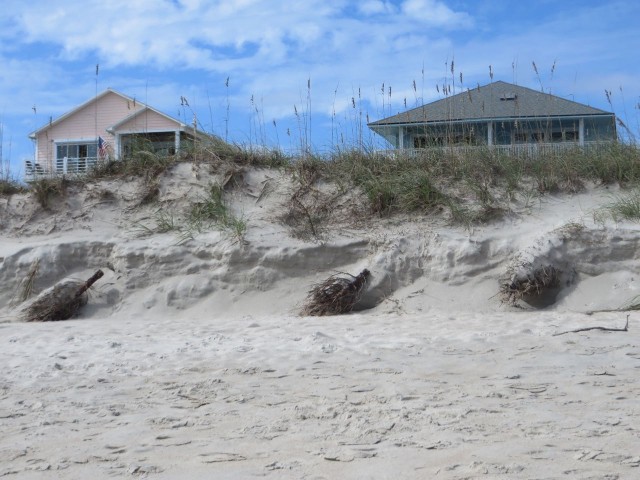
[302,269,371,316]
[553,315,629,336]
[23,270,104,322]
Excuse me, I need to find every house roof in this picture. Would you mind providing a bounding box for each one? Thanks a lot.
[28,88,189,138]
[368,80,613,126]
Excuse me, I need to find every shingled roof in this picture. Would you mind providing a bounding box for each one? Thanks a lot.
[369,80,612,126]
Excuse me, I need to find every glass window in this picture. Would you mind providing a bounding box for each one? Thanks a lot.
[56,142,99,159]
[55,140,100,174]
[67,145,79,158]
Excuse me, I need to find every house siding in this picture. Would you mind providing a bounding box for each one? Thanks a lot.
[34,91,145,170]
[112,109,182,133]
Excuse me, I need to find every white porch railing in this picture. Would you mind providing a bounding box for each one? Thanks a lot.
[379,141,606,158]
[55,156,99,175]
[24,156,100,181]
[23,160,47,182]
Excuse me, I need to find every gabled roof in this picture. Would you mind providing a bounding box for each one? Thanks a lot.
[28,88,189,138]
[369,80,613,126]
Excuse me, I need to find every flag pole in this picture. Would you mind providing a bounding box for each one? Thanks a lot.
[95,63,99,158]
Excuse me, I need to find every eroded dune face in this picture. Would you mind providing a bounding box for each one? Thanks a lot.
[1,162,639,320]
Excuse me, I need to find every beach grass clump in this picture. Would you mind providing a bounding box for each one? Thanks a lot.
[230,145,291,169]
[136,208,181,235]
[580,142,640,184]
[524,143,640,189]
[88,137,290,187]
[605,189,640,222]
[189,183,228,225]
[329,149,451,216]
[187,183,246,239]
[177,135,291,170]
[0,177,26,196]
[30,176,68,209]
[86,151,175,183]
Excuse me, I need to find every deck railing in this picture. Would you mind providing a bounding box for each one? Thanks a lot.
[23,160,47,181]
[55,156,99,175]
[378,141,607,158]
[24,157,100,181]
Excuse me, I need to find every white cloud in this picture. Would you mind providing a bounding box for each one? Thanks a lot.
[401,0,473,28]
[10,0,469,72]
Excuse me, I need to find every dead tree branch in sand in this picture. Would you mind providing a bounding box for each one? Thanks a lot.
[552,315,629,336]
[23,270,104,322]
[302,269,371,316]
[73,270,104,298]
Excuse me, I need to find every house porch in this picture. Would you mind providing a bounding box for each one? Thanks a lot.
[389,115,616,150]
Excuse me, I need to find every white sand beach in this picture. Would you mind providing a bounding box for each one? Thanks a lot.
[1,163,639,479]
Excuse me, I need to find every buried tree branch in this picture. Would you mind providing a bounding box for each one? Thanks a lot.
[500,264,561,306]
[74,270,105,298]
[301,269,371,316]
[552,315,630,336]
[23,270,104,322]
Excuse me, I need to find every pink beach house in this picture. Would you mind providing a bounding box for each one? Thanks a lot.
[26,89,201,180]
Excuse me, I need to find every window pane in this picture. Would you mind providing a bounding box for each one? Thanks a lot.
[67,145,79,158]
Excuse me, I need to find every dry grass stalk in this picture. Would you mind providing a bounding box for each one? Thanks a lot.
[302,269,371,316]
[281,165,347,240]
[500,265,560,305]
[23,270,104,322]
[221,166,245,191]
[14,259,40,305]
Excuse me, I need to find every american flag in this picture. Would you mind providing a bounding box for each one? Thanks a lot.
[98,136,109,158]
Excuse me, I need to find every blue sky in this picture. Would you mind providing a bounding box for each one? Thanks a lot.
[1,0,639,175]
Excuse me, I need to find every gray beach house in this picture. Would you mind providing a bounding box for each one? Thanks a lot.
[368,80,617,153]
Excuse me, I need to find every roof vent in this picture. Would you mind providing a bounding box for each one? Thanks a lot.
[500,92,517,101]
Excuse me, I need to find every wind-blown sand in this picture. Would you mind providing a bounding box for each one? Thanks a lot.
[1,163,639,479]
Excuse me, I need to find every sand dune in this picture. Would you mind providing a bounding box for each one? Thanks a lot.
[1,163,639,478]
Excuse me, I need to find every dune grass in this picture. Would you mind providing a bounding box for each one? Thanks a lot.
[605,188,640,222]
[0,178,25,196]
[85,137,640,232]
[287,141,640,226]
[13,126,640,232]
[185,183,247,241]
[30,177,68,209]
